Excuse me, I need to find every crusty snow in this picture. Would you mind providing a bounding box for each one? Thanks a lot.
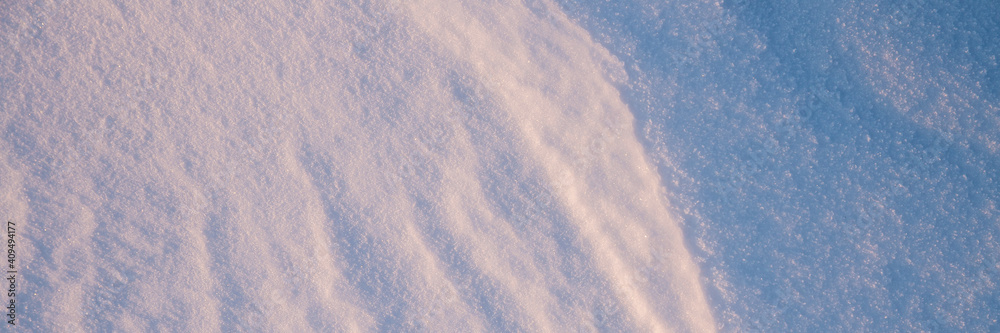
[1,0,997,332]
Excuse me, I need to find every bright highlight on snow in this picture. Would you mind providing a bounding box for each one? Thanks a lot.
[1,0,997,332]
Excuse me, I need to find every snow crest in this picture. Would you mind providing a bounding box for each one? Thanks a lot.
[1,0,711,331]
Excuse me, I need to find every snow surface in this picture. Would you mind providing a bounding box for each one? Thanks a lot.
[0,0,997,332]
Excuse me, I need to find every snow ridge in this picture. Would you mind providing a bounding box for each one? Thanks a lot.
[1,0,712,331]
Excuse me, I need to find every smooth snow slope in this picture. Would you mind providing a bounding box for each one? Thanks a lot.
[556,0,1000,331]
[1,0,713,332]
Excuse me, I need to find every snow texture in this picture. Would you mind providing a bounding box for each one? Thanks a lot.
[0,0,997,332]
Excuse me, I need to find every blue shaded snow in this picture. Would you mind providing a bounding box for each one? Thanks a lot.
[555,0,1000,331]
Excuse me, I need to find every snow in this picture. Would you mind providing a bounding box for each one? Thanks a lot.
[1,0,997,332]
[556,0,1000,331]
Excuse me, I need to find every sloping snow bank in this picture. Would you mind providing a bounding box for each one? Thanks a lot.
[1,0,711,331]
